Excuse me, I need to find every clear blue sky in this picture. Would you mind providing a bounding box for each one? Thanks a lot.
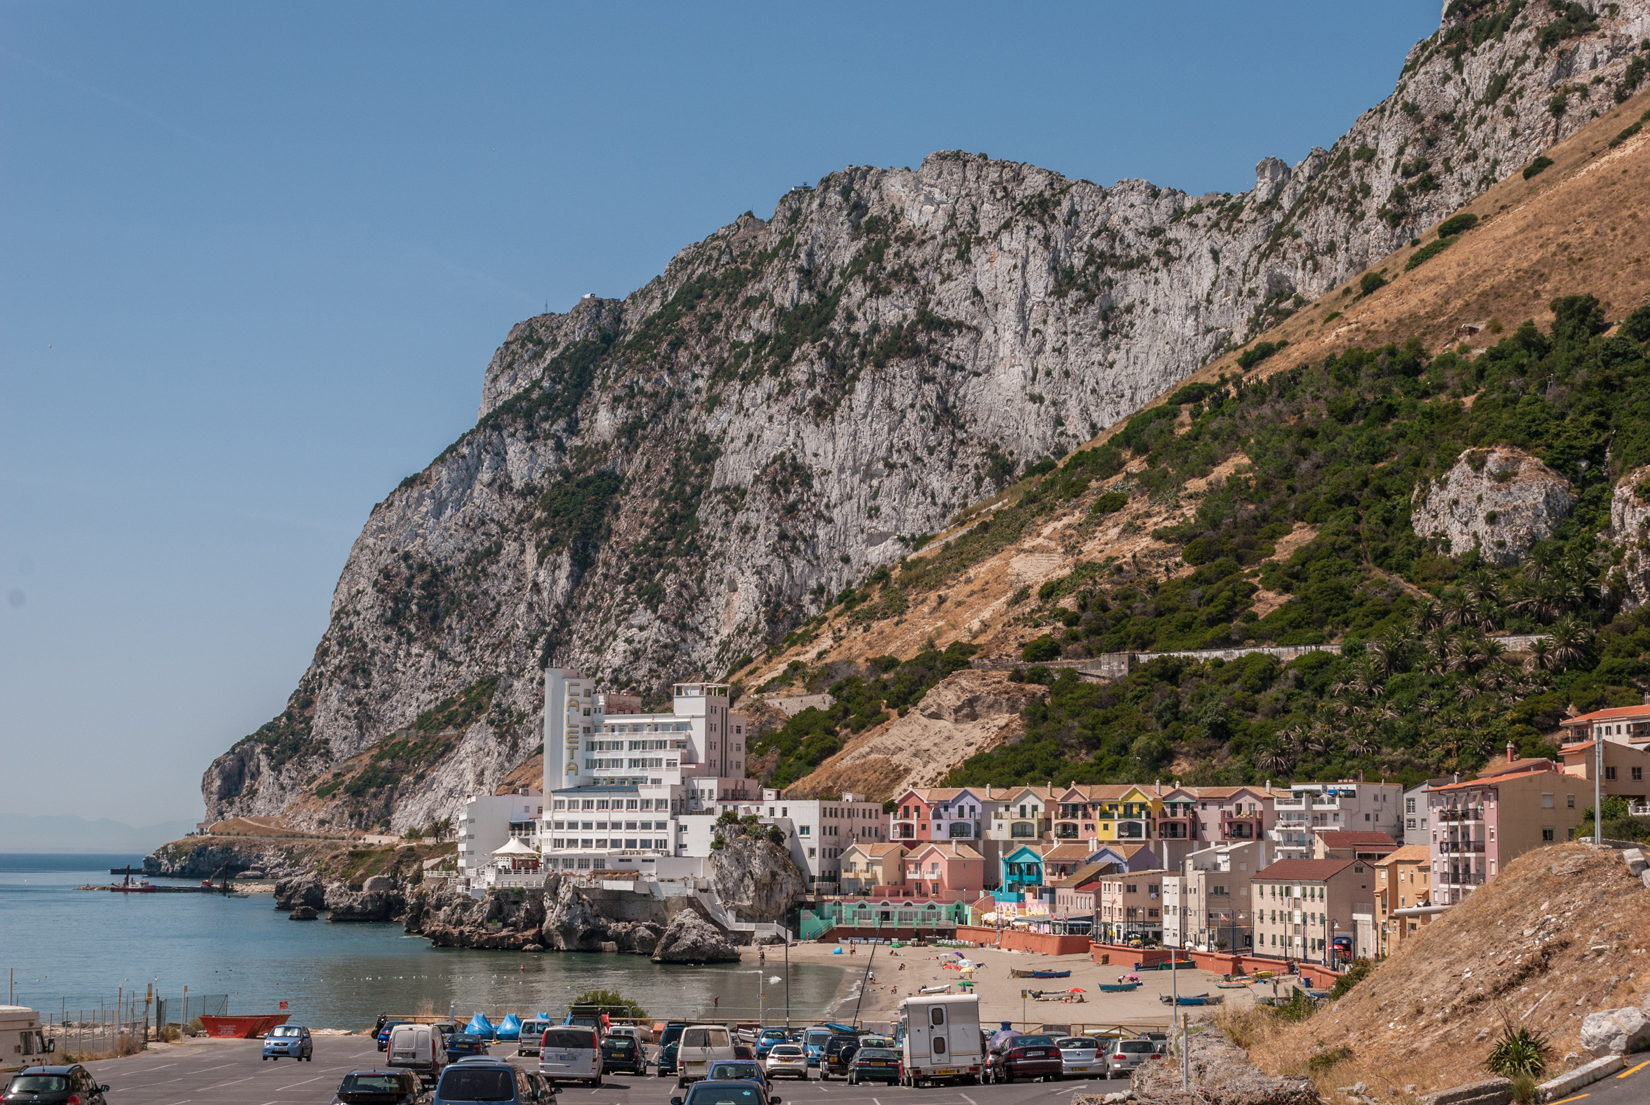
[0,1,1442,829]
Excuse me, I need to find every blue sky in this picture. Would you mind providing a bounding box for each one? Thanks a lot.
[0,1,1442,829]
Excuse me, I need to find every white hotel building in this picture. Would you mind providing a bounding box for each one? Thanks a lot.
[538,668,756,879]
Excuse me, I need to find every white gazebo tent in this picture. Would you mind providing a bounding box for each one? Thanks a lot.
[490,836,541,872]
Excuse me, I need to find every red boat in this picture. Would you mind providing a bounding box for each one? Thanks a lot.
[111,866,156,893]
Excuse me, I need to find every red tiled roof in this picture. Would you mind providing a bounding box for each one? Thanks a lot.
[1429,765,1560,791]
[1561,705,1650,725]
[1373,844,1432,865]
[1255,858,1359,881]
[1478,756,1561,777]
[1315,831,1398,846]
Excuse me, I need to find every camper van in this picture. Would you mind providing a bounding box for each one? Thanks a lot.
[1,1007,53,1073]
[897,995,982,1086]
[674,1024,736,1086]
[387,1022,447,1084]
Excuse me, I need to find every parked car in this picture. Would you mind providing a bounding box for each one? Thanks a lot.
[3,1066,109,1105]
[331,1068,430,1105]
[263,1023,314,1061]
[845,1047,901,1086]
[1056,1037,1103,1079]
[763,1044,808,1081]
[599,1034,646,1075]
[1104,1037,1164,1079]
[525,1071,557,1103]
[801,1027,832,1068]
[657,1040,681,1078]
[669,1079,780,1105]
[754,1028,788,1060]
[388,1023,448,1085]
[517,1020,551,1057]
[675,1024,737,1086]
[733,1045,754,1061]
[819,1035,860,1080]
[538,1025,602,1086]
[432,1062,538,1105]
[706,1061,765,1086]
[983,1034,1062,1083]
[444,1034,489,1063]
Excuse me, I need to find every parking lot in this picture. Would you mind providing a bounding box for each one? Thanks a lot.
[73,1037,1124,1105]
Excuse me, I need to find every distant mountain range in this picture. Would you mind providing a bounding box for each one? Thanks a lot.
[0,812,199,854]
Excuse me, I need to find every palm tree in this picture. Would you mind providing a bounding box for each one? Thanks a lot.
[1256,745,1291,774]
[1547,615,1593,671]
[1414,598,1443,632]
[1524,636,1552,672]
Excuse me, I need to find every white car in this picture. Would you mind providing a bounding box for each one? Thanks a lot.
[1056,1037,1103,1079]
[539,1025,602,1086]
[765,1044,809,1080]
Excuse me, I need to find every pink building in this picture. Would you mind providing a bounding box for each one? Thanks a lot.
[890,787,999,842]
[900,842,986,900]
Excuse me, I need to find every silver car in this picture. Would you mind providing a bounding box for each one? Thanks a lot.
[1104,1037,1162,1079]
[1056,1037,1103,1079]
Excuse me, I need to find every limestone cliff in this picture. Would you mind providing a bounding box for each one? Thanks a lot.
[203,2,1650,831]
[1607,464,1650,609]
[1410,446,1577,565]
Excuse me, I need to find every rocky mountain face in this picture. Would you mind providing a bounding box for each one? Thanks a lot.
[1411,446,1577,565]
[204,1,1650,832]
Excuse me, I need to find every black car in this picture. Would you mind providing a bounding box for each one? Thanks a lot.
[983,1035,1063,1084]
[3,1066,110,1105]
[819,1036,860,1080]
[656,1039,681,1078]
[600,1035,646,1075]
[670,1079,780,1105]
[331,1069,430,1105]
[845,1047,901,1086]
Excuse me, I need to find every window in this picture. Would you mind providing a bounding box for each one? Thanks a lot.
[1637,768,1645,782]
[1542,828,1555,842]
[1607,767,1619,781]
[1406,798,1415,814]
[1568,794,1576,808]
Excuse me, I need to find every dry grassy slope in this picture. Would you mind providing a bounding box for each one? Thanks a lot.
[732,90,1650,802]
[1239,842,1650,1100]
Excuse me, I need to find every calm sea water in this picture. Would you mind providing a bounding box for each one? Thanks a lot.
[0,855,844,1030]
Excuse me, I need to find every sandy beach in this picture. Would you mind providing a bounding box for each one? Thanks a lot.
[745,941,1268,1032]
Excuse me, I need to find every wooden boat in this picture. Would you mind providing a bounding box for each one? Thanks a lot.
[1215,981,1249,989]
[1030,969,1072,978]
[1159,993,1223,1006]
[1097,982,1141,992]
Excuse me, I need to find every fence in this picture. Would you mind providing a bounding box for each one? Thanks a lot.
[33,992,230,1059]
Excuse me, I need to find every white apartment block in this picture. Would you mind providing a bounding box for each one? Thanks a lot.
[539,669,755,879]
[456,788,544,880]
[1268,782,1401,859]
[737,789,889,889]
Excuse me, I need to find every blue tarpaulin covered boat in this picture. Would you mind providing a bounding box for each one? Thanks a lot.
[466,1013,496,1038]
[496,1014,522,1040]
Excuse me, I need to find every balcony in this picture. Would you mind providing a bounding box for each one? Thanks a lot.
[1437,809,1484,822]
[1438,839,1485,854]
[1439,871,1486,886]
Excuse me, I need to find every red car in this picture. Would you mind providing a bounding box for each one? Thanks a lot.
[983,1035,1063,1083]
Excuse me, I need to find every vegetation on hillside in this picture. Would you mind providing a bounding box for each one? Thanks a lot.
[935,294,1650,789]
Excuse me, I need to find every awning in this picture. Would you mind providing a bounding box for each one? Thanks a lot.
[491,837,539,856]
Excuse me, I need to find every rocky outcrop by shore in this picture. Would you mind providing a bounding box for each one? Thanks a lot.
[273,873,405,921]
[402,874,696,957]
[651,911,740,964]
[708,832,806,924]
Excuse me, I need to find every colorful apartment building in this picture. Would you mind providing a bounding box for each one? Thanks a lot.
[1250,857,1377,965]
[889,786,1000,842]
[988,786,1056,843]
[1373,844,1433,958]
[1269,782,1402,859]
[1157,785,1279,845]
[1558,701,1650,749]
[838,842,904,894]
[1049,863,1105,934]
[1560,738,1650,801]
[900,842,985,900]
[1096,869,1164,943]
[1426,757,1585,905]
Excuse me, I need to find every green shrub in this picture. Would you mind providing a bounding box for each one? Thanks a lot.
[1323,311,1342,323]
[1406,236,1457,271]
[1486,1024,1550,1078]
[1328,958,1374,999]
[1092,492,1128,516]
[1621,304,1650,343]
[1238,340,1288,371]
[1610,121,1642,147]
[1523,156,1554,180]
[1437,212,1479,237]
[1307,1045,1354,1073]
[1509,1073,1538,1104]
[1021,635,1061,662]
[1359,271,1388,296]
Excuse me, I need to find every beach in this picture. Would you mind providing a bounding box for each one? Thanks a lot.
[756,940,1264,1031]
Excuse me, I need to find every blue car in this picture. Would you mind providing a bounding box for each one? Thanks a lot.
[755,1029,787,1060]
[262,1023,313,1061]
[444,1034,490,1063]
[432,1061,538,1104]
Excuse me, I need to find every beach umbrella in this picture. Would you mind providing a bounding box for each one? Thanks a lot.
[1067,988,1086,993]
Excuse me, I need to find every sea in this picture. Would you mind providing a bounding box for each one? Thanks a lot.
[0,855,845,1031]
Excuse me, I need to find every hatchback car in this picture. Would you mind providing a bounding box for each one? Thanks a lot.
[763,1044,808,1081]
[845,1047,901,1086]
[432,1063,540,1104]
[1056,1037,1103,1079]
[263,1023,314,1061]
[331,1068,430,1105]
[983,1034,1062,1083]
[445,1034,490,1062]
[600,1035,646,1075]
[706,1061,765,1086]
[3,1066,109,1105]
[1104,1037,1164,1079]
[754,1029,787,1060]
[669,1079,780,1105]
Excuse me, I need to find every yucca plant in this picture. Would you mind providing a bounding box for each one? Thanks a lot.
[1486,1023,1550,1079]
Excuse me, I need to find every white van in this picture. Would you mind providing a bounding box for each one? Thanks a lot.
[387,1023,447,1085]
[517,1020,550,1057]
[1,1007,53,1074]
[539,1025,602,1086]
[675,1024,736,1086]
[898,994,983,1086]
